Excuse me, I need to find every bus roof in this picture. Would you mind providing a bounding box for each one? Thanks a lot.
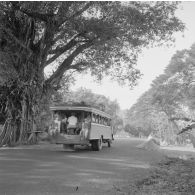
[50,105,111,119]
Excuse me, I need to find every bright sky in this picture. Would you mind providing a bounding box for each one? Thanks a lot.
[71,2,195,110]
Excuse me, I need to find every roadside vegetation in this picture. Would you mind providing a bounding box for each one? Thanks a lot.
[124,43,195,147]
[129,156,195,195]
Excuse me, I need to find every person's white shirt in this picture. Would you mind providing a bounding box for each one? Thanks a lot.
[67,115,78,127]
[54,118,61,132]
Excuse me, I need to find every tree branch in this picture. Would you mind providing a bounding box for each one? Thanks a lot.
[58,2,93,27]
[20,9,53,22]
[170,117,195,122]
[178,123,195,135]
[49,35,79,54]
[70,2,93,19]
[46,41,93,86]
[46,38,78,66]
[70,61,90,71]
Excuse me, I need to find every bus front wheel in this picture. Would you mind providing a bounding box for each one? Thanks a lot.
[91,138,102,151]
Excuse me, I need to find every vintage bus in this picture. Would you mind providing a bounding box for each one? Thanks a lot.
[49,105,113,151]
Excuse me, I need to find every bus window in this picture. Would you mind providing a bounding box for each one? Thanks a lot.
[92,114,96,123]
[98,116,101,124]
[100,116,103,125]
[102,117,104,125]
[95,115,99,124]
[102,117,105,125]
[104,118,107,126]
[106,118,108,126]
[108,119,111,126]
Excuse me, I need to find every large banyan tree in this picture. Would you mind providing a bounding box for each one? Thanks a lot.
[0,1,184,146]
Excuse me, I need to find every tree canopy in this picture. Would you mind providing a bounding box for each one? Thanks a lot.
[125,43,195,145]
[0,1,185,145]
[0,1,184,88]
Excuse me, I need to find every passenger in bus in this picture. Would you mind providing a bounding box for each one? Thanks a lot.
[95,115,99,123]
[84,114,91,123]
[72,115,81,134]
[79,114,90,138]
[60,114,67,134]
[67,112,78,129]
[83,114,91,130]
[92,115,96,123]
[75,121,82,134]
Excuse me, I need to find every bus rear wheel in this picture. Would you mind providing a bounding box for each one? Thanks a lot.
[63,144,75,150]
[91,138,102,151]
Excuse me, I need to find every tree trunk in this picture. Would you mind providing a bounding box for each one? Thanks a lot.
[0,6,51,147]
[0,102,35,146]
[0,84,48,147]
[19,99,36,144]
[0,119,21,147]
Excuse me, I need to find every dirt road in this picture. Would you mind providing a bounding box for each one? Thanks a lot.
[0,138,170,195]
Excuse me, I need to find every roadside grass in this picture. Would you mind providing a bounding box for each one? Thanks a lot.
[129,156,195,195]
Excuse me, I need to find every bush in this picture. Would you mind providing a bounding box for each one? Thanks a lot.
[129,157,195,194]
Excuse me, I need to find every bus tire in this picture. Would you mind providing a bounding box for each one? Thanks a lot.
[91,138,102,151]
[69,144,75,150]
[63,144,74,150]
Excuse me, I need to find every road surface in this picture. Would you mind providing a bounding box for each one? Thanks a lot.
[0,138,167,195]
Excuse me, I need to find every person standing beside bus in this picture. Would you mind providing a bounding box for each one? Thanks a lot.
[53,112,61,133]
[79,113,91,139]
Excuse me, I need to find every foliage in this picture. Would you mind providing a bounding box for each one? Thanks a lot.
[129,157,195,194]
[125,43,195,145]
[112,115,124,134]
[0,1,184,87]
[60,87,119,114]
[0,1,185,145]
[124,124,151,137]
[56,87,123,134]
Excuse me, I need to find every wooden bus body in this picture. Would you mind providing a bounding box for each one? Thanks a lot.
[49,105,113,151]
